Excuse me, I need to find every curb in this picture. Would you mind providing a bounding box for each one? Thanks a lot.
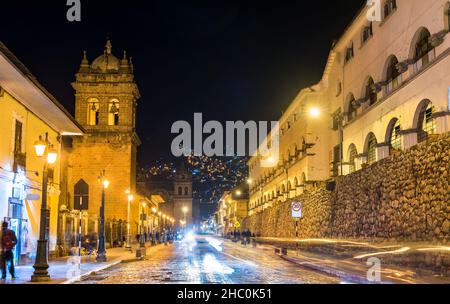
[62,260,123,284]
[279,254,371,284]
[62,246,162,284]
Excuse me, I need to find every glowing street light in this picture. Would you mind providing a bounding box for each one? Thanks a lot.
[309,107,321,118]
[31,133,58,282]
[46,148,58,165]
[33,136,47,157]
[103,180,110,189]
[125,192,134,250]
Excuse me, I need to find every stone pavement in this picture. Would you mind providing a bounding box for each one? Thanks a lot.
[224,237,450,284]
[0,244,155,285]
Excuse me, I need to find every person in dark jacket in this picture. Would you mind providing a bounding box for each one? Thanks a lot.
[1,222,17,280]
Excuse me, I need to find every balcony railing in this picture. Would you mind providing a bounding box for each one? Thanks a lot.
[413,49,436,74]
[384,75,402,95]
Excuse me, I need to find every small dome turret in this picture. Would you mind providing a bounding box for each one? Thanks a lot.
[91,40,120,73]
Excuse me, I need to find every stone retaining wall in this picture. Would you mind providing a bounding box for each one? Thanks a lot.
[243,187,332,238]
[243,133,450,243]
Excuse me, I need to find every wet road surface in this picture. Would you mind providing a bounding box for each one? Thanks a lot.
[78,235,340,284]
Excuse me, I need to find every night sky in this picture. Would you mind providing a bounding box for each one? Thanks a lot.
[0,0,363,166]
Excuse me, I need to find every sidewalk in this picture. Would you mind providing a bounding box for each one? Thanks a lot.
[223,237,450,284]
[0,244,155,285]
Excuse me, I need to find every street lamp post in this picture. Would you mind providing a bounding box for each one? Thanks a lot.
[125,191,133,251]
[97,171,109,263]
[140,202,146,248]
[31,134,57,282]
[162,215,167,245]
[158,211,162,243]
[151,207,157,245]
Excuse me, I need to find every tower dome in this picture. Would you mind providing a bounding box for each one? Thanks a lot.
[91,40,120,73]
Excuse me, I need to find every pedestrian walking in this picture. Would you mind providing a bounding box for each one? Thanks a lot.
[1,222,17,280]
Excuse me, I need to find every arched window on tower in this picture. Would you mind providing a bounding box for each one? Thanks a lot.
[108,99,120,126]
[87,98,100,126]
[178,187,183,196]
[184,187,189,196]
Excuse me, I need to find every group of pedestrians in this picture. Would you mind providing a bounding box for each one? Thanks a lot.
[226,229,253,245]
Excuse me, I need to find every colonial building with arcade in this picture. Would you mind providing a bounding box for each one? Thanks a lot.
[248,0,450,215]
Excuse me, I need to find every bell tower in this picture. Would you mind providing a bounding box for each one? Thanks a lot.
[173,162,193,228]
[68,40,141,222]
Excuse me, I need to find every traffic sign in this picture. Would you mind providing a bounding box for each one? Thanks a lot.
[234,221,241,228]
[291,201,303,219]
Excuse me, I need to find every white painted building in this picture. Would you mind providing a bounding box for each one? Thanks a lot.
[249,0,450,215]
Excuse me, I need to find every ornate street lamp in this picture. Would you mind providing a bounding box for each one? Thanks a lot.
[97,171,109,262]
[31,134,57,282]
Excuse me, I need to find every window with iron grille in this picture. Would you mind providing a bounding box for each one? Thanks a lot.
[348,145,357,174]
[417,103,436,143]
[367,135,377,165]
[390,121,402,151]
[423,105,436,135]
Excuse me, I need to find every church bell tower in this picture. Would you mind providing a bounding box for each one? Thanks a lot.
[69,40,141,222]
